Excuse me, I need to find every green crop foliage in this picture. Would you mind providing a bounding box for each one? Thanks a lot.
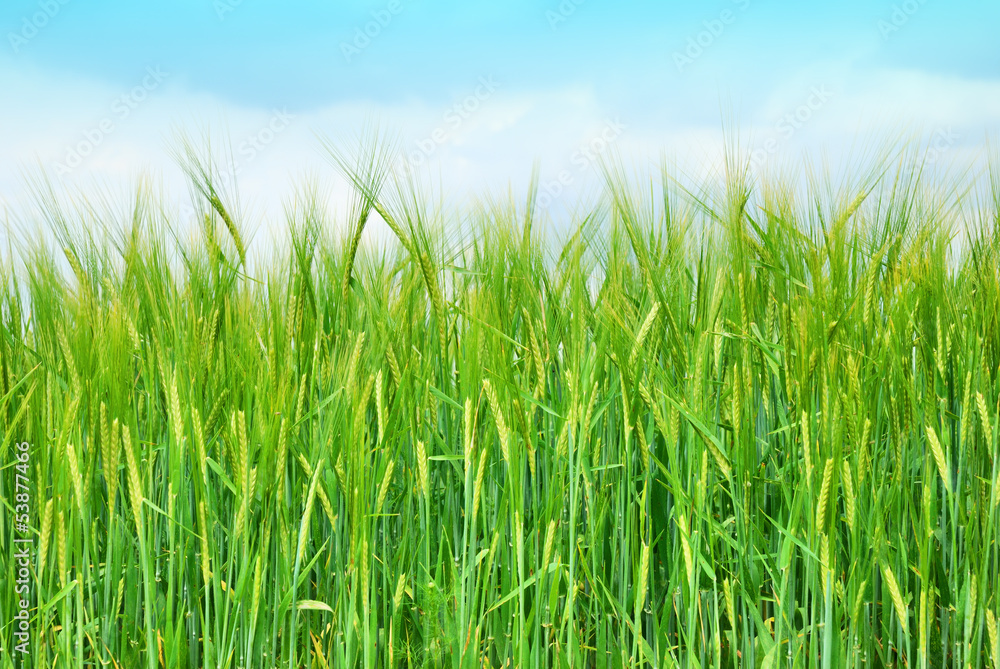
[1,137,999,668]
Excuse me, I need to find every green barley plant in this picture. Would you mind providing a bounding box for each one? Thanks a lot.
[1,135,999,668]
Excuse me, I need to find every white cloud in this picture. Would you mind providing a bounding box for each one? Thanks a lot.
[1,58,998,259]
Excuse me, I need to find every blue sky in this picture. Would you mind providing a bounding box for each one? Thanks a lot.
[2,0,999,242]
[6,1,998,110]
[5,0,997,107]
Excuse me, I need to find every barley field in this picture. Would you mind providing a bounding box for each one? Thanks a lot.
[2,139,1000,668]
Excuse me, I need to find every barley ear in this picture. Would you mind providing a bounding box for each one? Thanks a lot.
[816,457,834,533]
[635,541,650,616]
[978,392,992,439]
[882,564,909,637]
[541,520,556,570]
[483,379,510,465]
[986,608,998,669]
[376,459,394,514]
[723,577,736,630]
[925,426,952,494]
[122,425,144,534]
[66,441,85,519]
[841,461,856,532]
[416,439,429,498]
